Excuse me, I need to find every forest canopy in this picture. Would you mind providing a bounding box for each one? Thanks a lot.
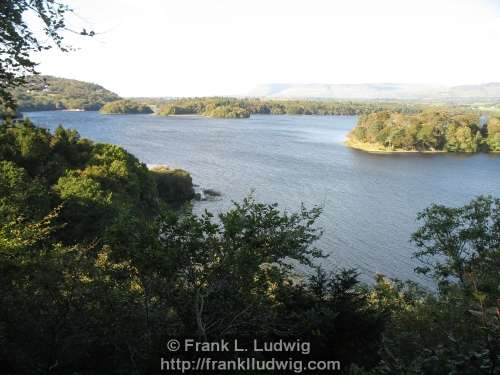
[11,80,437,119]
[0,119,194,244]
[148,165,195,204]
[157,97,427,118]
[348,110,500,153]
[11,75,120,111]
[100,99,153,114]
[0,120,498,373]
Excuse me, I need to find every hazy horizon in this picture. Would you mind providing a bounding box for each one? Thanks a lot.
[34,78,500,100]
[29,0,500,97]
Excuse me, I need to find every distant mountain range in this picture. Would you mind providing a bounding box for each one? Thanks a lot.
[246,83,500,100]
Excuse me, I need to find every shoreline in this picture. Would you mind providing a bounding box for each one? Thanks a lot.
[345,139,447,154]
[345,139,500,155]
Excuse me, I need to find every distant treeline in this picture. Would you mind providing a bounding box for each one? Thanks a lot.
[156,97,427,118]
[13,75,486,121]
[99,99,153,114]
[11,75,120,111]
[348,110,500,152]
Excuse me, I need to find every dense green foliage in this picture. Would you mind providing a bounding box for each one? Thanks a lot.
[157,97,425,118]
[0,120,192,243]
[149,165,195,204]
[1,1,72,108]
[2,3,498,373]
[348,110,500,153]
[100,99,153,114]
[365,196,500,375]
[0,105,20,120]
[157,98,252,118]
[12,75,120,111]
[487,116,500,152]
[0,120,386,373]
[203,105,251,118]
[0,118,498,374]
[0,137,386,372]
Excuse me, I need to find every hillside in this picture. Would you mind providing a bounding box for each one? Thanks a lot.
[12,75,120,111]
[247,83,500,100]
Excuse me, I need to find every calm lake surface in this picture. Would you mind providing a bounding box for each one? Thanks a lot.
[26,111,500,284]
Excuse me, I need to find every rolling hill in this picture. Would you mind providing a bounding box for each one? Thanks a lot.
[12,75,120,111]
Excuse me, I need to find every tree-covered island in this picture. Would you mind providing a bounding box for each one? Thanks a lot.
[100,99,153,114]
[156,97,426,118]
[347,110,500,153]
[14,79,433,119]
[1,1,498,373]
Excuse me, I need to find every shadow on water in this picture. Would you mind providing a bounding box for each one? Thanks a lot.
[26,111,500,286]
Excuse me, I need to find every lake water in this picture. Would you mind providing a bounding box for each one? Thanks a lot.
[25,111,500,285]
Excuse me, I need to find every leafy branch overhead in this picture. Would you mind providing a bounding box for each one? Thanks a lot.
[0,0,93,109]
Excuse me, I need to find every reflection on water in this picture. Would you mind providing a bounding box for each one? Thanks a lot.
[26,111,500,285]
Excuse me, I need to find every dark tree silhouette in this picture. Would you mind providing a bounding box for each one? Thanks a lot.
[0,0,92,109]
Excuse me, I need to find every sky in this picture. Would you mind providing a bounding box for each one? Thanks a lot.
[30,0,500,97]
